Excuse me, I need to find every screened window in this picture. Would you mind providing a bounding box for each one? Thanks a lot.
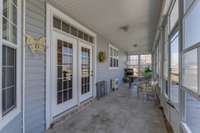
[184,0,194,13]
[128,55,138,65]
[182,49,198,93]
[109,44,119,68]
[186,92,200,133]
[128,55,139,76]
[140,54,152,76]
[128,54,152,77]
[183,1,200,49]
[169,0,179,31]
[164,20,169,79]
[169,32,179,108]
[156,47,159,75]
[182,1,200,132]
[0,0,21,128]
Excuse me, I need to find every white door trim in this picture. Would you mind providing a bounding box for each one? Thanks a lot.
[46,3,97,129]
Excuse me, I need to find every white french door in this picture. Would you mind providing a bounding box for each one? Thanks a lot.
[51,32,78,117]
[79,41,93,102]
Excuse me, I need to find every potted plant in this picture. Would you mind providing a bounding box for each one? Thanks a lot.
[143,66,152,79]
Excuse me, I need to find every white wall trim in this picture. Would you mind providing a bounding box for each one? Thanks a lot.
[46,3,97,129]
[46,3,52,129]
[22,0,26,132]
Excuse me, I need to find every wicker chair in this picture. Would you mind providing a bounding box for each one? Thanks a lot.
[138,80,157,101]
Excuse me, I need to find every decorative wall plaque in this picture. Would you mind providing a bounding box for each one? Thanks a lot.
[98,51,106,63]
[26,34,46,54]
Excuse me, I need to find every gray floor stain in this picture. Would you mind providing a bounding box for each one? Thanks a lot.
[46,84,167,133]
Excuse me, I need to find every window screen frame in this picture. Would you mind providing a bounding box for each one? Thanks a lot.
[169,0,179,31]
[0,0,22,130]
[128,54,152,77]
[169,29,180,110]
[182,0,200,95]
[180,1,200,132]
[161,1,180,104]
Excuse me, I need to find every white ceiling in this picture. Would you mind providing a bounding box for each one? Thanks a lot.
[49,0,162,54]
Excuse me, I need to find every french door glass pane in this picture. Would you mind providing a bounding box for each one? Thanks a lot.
[182,49,198,92]
[2,46,16,115]
[184,1,200,49]
[57,40,73,104]
[81,47,90,94]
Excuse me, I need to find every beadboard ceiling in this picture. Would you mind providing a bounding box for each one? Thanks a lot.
[48,0,162,54]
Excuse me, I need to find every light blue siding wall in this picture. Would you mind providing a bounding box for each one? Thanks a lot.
[0,114,22,133]
[25,0,46,133]
[0,1,127,133]
[96,34,127,88]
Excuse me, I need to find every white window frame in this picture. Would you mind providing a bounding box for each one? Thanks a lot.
[182,0,200,95]
[128,55,139,66]
[109,43,119,69]
[181,1,200,132]
[127,55,139,76]
[0,0,22,130]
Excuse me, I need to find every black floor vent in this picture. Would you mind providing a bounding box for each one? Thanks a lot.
[96,81,107,99]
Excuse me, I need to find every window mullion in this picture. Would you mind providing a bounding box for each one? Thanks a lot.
[8,0,12,42]
[4,48,7,115]
[2,40,18,49]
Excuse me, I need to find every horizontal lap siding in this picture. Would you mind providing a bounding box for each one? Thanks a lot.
[0,114,22,133]
[25,0,46,133]
[96,34,127,88]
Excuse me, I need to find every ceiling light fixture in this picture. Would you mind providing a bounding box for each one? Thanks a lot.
[133,44,138,48]
[119,25,129,32]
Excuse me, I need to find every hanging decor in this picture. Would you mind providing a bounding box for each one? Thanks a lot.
[98,51,106,63]
[26,34,46,54]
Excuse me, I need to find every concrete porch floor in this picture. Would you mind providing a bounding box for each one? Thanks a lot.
[46,84,168,133]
